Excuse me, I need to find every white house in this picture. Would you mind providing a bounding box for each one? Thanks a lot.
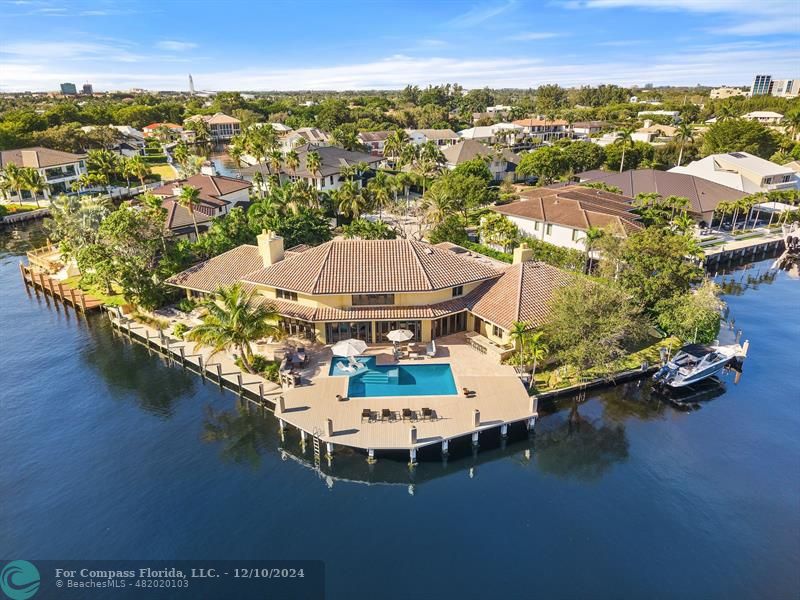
[742,111,784,124]
[670,152,799,194]
[570,121,605,139]
[357,131,392,156]
[279,128,331,153]
[0,147,87,200]
[185,112,241,141]
[441,140,521,182]
[636,110,680,122]
[406,129,460,147]
[491,185,642,252]
[512,118,568,142]
[457,123,523,146]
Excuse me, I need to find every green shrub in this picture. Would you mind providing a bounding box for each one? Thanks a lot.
[172,322,190,339]
[234,354,280,382]
[177,297,197,313]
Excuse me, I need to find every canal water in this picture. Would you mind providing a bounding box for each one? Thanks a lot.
[2,226,798,600]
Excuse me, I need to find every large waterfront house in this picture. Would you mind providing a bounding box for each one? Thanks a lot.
[0,147,87,201]
[441,140,521,182]
[575,168,747,224]
[569,121,606,139]
[407,129,460,147]
[670,152,799,194]
[243,144,382,193]
[79,125,146,157]
[491,185,642,252]
[142,122,184,139]
[457,123,524,146]
[167,235,570,352]
[185,112,242,141]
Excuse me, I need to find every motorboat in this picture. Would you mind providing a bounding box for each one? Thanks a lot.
[652,343,740,388]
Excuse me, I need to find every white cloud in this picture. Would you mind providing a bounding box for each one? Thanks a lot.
[507,32,562,41]
[566,0,800,35]
[156,40,198,52]
[0,41,143,63]
[447,0,517,27]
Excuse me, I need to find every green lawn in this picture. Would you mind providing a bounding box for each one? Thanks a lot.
[63,276,126,307]
[150,164,178,181]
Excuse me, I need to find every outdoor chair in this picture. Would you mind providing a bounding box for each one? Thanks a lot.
[421,407,433,421]
[381,408,391,421]
[402,408,412,421]
[361,408,372,422]
[425,340,436,358]
[462,387,476,398]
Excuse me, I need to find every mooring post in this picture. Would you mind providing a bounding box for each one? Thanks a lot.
[408,447,417,467]
[237,373,243,396]
[216,363,223,388]
[367,448,376,464]
[441,439,449,456]
[69,287,77,308]
[197,355,205,380]
[325,441,334,460]
[500,424,508,438]
[277,395,285,414]
[57,282,65,303]
[471,431,479,447]
[179,346,186,367]
[473,409,480,428]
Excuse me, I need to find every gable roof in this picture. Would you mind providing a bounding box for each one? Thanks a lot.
[187,112,240,125]
[442,140,520,166]
[357,131,392,143]
[409,128,459,140]
[470,261,571,330]
[162,199,214,232]
[0,147,86,169]
[492,185,641,234]
[243,239,502,294]
[253,144,382,178]
[576,168,747,217]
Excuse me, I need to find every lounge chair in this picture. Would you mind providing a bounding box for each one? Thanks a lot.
[381,408,392,421]
[347,355,366,370]
[361,408,372,422]
[296,346,308,365]
[402,408,412,421]
[462,387,476,398]
[421,407,433,421]
[425,340,437,358]
[337,361,355,373]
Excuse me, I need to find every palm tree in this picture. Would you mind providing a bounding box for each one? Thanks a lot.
[305,151,322,191]
[126,155,150,188]
[716,103,735,122]
[420,187,452,227]
[285,149,300,178]
[671,212,695,235]
[675,122,694,167]
[782,110,800,140]
[172,142,190,170]
[21,168,48,207]
[86,149,120,196]
[384,129,410,167]
[178,184,202,238]
[267,149,283,179]
[367,171,392,220]
[614,127,636,173]
[509,321,530,369]
[332,180,366,220]
[2,163,26,204]
[251,171,265,199]
[665,194,690,218]
[228,142,244,177]
[526,331,548,380]
[186,283,281,374]
[582,226,604,273]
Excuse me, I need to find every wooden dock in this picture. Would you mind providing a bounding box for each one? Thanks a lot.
[0,208,50,227]
[20,263,103,313]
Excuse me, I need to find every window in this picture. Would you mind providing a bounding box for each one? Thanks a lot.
[452,285,463,297]
[376,320,421,342]
[545,224,553,236]
[572,229,581,241]
[276,289,298,301]
[492,324,503,338]
[352,293,395,306]
[326,321,373,343]
[533,221,540,231]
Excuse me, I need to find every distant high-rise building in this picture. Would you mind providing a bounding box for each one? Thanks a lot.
[750,74,799,98]
[644,83,654,89]
[189,74,195,95]
[82,83,93,95]
[60,82,77,95]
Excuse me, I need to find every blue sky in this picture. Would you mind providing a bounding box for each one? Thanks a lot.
[1,0,798,91]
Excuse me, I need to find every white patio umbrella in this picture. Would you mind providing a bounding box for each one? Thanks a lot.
[386,329,414,343]
[331,338,368,357]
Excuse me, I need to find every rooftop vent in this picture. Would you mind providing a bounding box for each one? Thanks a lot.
[729,152,747,158]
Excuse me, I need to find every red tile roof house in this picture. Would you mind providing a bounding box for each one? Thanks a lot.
[167,235,571,356]
[491,185,642,254]
[150,169,251,239]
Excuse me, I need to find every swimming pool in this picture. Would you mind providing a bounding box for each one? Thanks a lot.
[329,356,457,397]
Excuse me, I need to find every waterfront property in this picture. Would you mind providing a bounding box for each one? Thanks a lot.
[167,234,571,352]
[0,147,87,200]
[491,185,642,252]
[575,168,747,224]
[670,152,800,194]
[406,128,460,147]
[441,140,521,182]
[185,112,242,141]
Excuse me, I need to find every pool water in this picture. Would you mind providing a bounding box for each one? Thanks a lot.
[329,356,457,397]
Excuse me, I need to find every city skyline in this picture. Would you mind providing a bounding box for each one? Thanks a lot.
[1,0,799,92]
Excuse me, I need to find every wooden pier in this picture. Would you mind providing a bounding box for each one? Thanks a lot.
[702,236,784,270]
[19,262,103,313]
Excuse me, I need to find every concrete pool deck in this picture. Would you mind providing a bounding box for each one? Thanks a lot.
[277,334,536,455]
[106,310,536,461]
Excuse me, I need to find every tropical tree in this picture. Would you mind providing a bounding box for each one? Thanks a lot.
[126,155,150,188]
[384,129,410,166]
[86,148,120,195]
[285,149,300,177]
[614,127,636,173]
[582,226,604,273]
[332,180,366,220]
[186,283,282,374]
[366,170,392,219]
[172,142,190,169]
[305,151,322,191]
[267,149,283,179]
[178,184,202,238]
[671,212,695,235]
[2,163,25,203]
[526,330,549,379]
[21,167,48,207]
[675,122,694,167]
[509,321,530,368]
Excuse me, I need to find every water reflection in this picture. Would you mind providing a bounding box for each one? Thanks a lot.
[202,400,277,467]
[717,268,779,295]
[82,319,196,418]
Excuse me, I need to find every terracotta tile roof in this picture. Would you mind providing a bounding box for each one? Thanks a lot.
[166,245,263,292]
[143,123,182,131]
[575,168,747,217]
[0,147,86,169]
[470,262,571,330]
[493,185,642,235]
[512,118,568,127]
[187,112,240,125]
[151,173,250,212]
[243,239,501,294]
